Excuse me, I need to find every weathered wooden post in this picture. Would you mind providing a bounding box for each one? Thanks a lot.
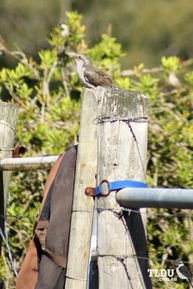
[65,89,97,289]
[96,87,151,288]
[0,101,19,253]
[65,87,151,289]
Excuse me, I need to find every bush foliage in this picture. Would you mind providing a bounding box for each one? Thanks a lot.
[0,11,192,289]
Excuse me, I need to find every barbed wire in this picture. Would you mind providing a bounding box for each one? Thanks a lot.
[0,206,192,282]
[98,253,193,266]
[1,200,192,220]
[0,120,16,135]
[96,117,193,125]
[149,118,193,125]
[97,207,193,219]
[0,205,193,222]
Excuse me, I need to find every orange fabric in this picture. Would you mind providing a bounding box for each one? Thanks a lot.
[16,153,64,289]
[15,240,38,289]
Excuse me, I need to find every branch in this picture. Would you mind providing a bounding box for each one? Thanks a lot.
[121,67,164,77]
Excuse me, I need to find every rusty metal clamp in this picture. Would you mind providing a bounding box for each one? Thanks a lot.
[85,179,111,197]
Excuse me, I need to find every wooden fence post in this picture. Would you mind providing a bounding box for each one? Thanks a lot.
[65,89,97,289]
[96,87,152,288]
[0,101,19,253]
[65,87,151,289]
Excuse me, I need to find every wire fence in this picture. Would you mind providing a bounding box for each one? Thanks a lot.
[0,116,192,286]
[0,204,193,276]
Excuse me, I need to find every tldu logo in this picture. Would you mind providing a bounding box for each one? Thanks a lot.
[147,258,193,287]
[147,268,176,282]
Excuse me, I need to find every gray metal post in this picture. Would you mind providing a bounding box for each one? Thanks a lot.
[116,188,193,209]
[0,156,58,171]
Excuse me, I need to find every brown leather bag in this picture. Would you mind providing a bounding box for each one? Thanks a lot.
[16,146,77,289]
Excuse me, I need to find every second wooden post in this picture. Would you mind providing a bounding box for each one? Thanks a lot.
[0,101,18,254]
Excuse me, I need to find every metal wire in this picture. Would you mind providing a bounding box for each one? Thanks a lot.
[0,226,18,276]
[1,205,193,221]
[0,120,16,134]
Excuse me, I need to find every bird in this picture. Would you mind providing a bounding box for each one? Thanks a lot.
[174,258,193,288]
[70,53,117,89]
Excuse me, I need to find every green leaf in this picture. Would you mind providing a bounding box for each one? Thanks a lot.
[161,56,180,72]
[38,49,58,69]
[184,71,193,87]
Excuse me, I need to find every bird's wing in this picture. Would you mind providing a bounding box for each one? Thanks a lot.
[84,66,115,87]
[179,265,192,280]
